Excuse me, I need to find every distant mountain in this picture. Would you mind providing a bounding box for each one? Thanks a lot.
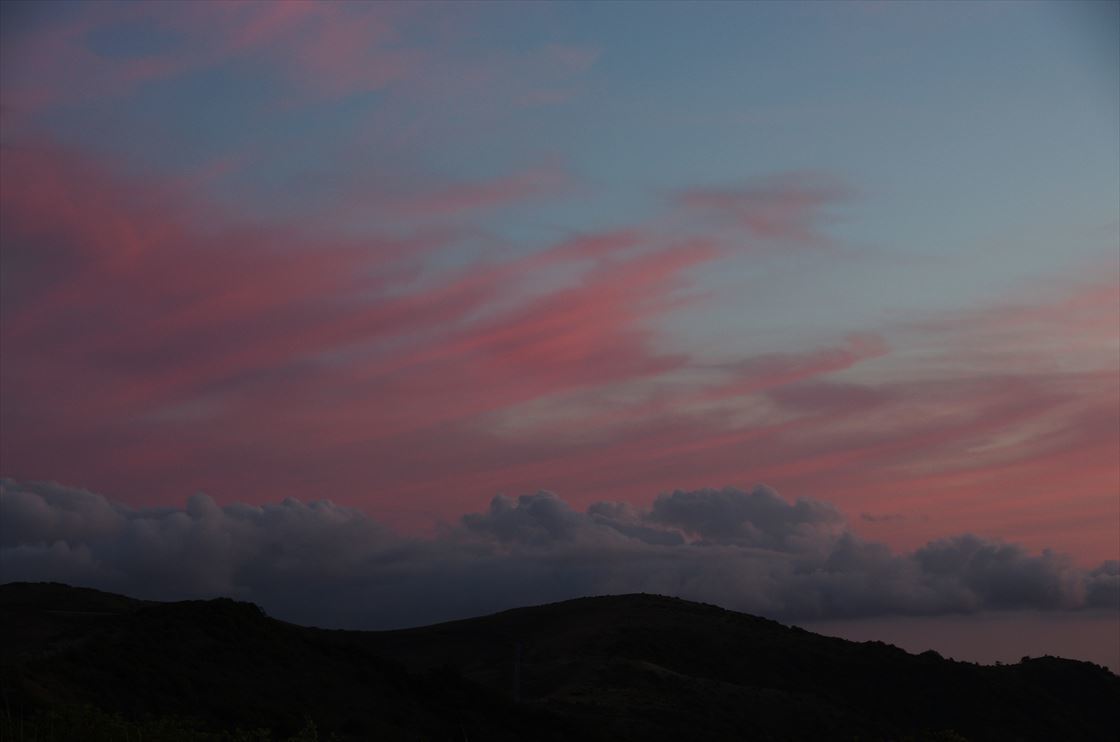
[1,582,1117,741]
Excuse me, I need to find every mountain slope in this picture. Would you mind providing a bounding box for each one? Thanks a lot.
[2,583,1117,741]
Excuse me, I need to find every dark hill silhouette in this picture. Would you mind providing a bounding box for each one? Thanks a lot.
[2,582,1117,741]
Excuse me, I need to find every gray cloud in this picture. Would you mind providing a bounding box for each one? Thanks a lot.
[462,491,588,546]
[913,535,1085,611]
[1085,560,1120,609]
[647,485,845,551]
[1,478,1116,630]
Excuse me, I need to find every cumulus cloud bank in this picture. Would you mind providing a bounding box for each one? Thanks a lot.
[1,479,1116,630]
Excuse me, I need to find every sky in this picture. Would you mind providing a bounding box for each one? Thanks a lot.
[1,1,1118,669]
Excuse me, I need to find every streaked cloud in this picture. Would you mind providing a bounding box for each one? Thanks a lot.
[1,1,1116,580]
[2,140,1115,565]
[677,172,852,246]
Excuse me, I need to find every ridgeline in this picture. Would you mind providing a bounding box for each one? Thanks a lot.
[1,582,1116,741]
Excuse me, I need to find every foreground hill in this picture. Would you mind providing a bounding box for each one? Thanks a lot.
[1,582,1116,741]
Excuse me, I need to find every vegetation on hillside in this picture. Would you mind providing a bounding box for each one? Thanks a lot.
[2,583,1116,741]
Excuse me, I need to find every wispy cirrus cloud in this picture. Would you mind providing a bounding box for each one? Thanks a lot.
[0,141,714,508]
[2,3,1115,673]
[676,172,852,246]
[1,2,413,112]
[0,0,600,121]
[1,139,1115,564]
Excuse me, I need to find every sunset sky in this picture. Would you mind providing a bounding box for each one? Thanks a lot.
[2,1,1118,668]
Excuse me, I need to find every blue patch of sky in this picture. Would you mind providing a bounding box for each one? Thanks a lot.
[17,0,1117,348]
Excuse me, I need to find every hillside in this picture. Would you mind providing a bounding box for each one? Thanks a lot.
[1,582,1117,741]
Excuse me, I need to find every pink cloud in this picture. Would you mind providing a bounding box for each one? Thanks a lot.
[0,2,416,112]
[0,1,600,121]
[678,172,852,245]
[323,164,576,227]
[392,166,573,217]
[699,334,888,400]
[0,143,711,502]
[1,142,1115,569]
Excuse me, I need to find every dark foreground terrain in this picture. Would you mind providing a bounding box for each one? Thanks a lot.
[1,582,1116,741]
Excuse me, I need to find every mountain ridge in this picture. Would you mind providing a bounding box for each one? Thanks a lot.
[2,582,1117,741]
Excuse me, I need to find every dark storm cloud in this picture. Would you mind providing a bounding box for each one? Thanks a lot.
[1,479,1116,630]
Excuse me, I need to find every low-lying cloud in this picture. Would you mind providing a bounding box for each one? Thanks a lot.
[1,478,1116,630]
